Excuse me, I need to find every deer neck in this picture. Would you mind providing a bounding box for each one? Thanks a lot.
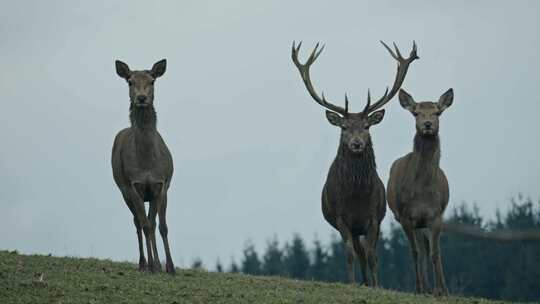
[333,139,377,190]
[412,133,440,166]
[129,104,158,162]
[406,133,441,185]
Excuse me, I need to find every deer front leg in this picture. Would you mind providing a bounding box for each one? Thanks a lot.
[337,217,355,284]
[133,216,147,271]
[352,237,368,286]
[121,191,147,271]
[403,225,424,293]
[131,183,155,272]
[365,223,381,288]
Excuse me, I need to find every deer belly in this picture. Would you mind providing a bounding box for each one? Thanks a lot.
[131,173,166,202]
[338,201,374,236]
[399,184,442,206]
[401,202,441,228]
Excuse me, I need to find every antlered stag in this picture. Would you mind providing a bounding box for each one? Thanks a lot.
[387,88,454,295]
[292,41,418,286]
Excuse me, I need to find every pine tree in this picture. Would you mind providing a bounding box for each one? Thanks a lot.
[229,259,240,273]
[283,234,310,279]
[262,236,284,276]
[215,259,223,273]
[191,257,204,270]
[241,241,261,275]
[308,238,328,281]
[324,234,347,282]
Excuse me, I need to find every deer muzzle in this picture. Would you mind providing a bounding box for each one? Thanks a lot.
[349,140,366,153]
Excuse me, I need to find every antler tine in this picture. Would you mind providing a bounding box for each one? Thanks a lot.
[364,41,419,114]
[307,42,325,65]
[380,41,397,60]
[362,90,371,114]
[392,42,402,59]
[291,41,348,115]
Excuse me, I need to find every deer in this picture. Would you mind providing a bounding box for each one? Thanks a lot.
[111,59,175,275]
[387,88,454,295]
[292,41,418,286]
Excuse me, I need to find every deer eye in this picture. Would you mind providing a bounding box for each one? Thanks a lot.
[435,111,442,116]
[128,80,134,86]
[150,80,155,85]
[412,112,419,117]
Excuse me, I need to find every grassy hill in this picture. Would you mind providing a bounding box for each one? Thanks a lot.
[0,250,506,304]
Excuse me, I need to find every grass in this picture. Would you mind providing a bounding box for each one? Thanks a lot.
[0,250,508,304]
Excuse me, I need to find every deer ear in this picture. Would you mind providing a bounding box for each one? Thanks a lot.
[368,109,385,126]
[325,110,344,127]
[151,59,167,78]
[399,89,416,112]
[438,88,454,112]
[115,60,131,80]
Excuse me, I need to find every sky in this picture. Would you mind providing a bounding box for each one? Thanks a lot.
[1,0,539,269]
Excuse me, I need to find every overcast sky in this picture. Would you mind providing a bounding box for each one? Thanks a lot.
[1,0,539,268]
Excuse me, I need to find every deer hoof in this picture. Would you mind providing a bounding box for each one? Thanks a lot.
[166,262,176,275]
[147,261,156,273]
[138,258,147,272]
[153,260,162,272]
[433,288,449,297]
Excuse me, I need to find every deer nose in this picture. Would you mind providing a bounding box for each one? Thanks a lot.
[424,121,432,128]
[137,95,147,103]
[350,140,365,151]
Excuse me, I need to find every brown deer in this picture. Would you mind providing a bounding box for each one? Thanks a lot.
[387,88,454,295]
[292,41,418,286]
[111,59,175,274]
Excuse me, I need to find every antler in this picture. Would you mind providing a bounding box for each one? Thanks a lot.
[362,41,419,115]
[292,41,349,115]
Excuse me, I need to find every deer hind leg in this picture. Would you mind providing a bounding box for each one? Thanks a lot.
[122,194,147,271]
[365,223,381,288]
[403,225,424,294]
[431,219,449,296]
[337,217,355,284]
[159,193,175,275]
[353,237,369,286]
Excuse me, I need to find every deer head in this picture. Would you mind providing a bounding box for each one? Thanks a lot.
[292,41,419,153]
[115,59,167,108]
[398,89,453,136]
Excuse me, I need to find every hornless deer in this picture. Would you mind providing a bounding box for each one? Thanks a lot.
[292,41,418,286]
[387,88,454,295]
[111,59,175,274]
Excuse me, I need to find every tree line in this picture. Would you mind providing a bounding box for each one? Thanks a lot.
[204,196,540,302]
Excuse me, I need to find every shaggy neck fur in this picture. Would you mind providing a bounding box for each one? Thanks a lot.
[130,103,157,131]
[332,137,377,193]
[404,133,440,187]
[129,103,158,162]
